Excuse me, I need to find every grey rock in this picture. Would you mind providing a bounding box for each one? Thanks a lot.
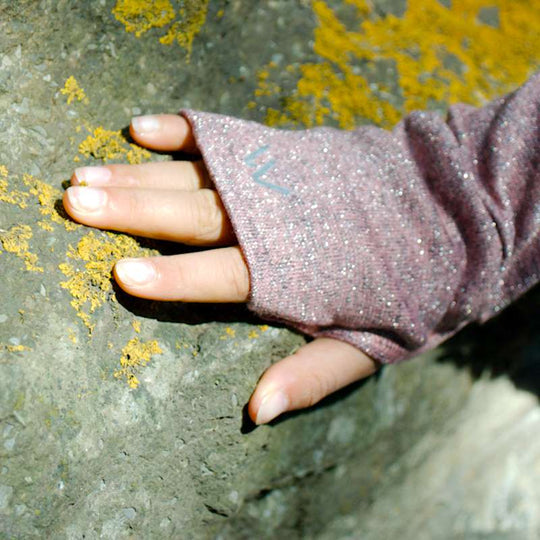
[0,1,538,539]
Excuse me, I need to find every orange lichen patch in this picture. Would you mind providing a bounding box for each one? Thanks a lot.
[0,179,29,208]
[78,127,126,161]
[22,174,80,231]
[60,76,88,105]
[126,143,152,164]
[114,337,163,389]
[158,0,209,57]
[78,126,151,164]
[68,328,78,344]
[113,0,176,37]
[112,0,210,57]
[0,166,30,208]
[0,225,43,273]
[219,326,236,340]
[256,0,540,129]
[59,231,155,332]
[1,343,32,353]
[248,325,270,339]
[0,167,78,231]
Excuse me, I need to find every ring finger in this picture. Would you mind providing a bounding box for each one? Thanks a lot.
[114,246,250,302]
[71,160,211,191]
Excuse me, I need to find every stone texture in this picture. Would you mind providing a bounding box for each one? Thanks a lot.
[0,1,539,539]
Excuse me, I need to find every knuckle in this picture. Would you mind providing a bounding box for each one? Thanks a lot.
[193,190,223,243]
[304,370,334,407]
[221,250,249,301]
[125,191,145,225]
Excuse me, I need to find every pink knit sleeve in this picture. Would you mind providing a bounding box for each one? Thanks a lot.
[181,72,540,364]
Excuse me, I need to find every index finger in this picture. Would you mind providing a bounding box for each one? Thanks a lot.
[130,114,199,154]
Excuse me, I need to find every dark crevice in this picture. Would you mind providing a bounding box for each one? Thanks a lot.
[204,503,229,518]
[245,462,340,503]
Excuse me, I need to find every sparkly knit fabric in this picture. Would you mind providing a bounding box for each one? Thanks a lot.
[182,72,540,364]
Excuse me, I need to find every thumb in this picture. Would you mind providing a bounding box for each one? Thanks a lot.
[248,337,377,425]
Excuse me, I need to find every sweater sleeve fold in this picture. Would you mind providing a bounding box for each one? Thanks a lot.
[181,72,540,364]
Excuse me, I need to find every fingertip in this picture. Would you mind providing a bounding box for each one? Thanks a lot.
[248,366,294,425]
[254,389,290,425]
[129,114,197,153]
[248,338,378,425]
[62,189,75,219]
[114,258,158,290]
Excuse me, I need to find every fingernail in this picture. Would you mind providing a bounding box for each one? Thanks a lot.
[255,390,289,425]
[67,186,107,213]
[73,166,112,186]
[131,115,160,135]
[115,259,157,286]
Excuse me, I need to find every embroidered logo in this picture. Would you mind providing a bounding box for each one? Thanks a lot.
[244,145,290,195]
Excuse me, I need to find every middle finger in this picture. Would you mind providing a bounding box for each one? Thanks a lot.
[71,160,211,190]
[63,186,235,245]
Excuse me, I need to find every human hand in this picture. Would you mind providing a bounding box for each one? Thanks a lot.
[63,114,377,424]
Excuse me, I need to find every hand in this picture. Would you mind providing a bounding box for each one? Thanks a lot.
[63,114,377,424]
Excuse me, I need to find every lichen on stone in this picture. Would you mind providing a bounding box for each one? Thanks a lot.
[22,174,80,231]
[158,0,209,56]
[219,326,236,340]
[60,76,88,105]
[78,127,127,162]
[255,0,540,129]
[113,0,176,37]
[114,337,163,389]
[0,166,30,209]
[78,126,151,164]
[58,231,155,332]
[1,343,32,353]
[112,0,210,57]
[0,167,77,231]
[0,224,43,273]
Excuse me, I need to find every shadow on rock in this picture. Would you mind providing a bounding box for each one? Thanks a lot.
[438,283,540,397]
[113,279,266,326]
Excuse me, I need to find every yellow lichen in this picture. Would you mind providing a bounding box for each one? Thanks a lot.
[126,143,152,164]
[0,168,78,231]
[0,167,30,209]
[3,344,32,353]
[132,320,141,333]
[114,337,163,389]
[68,328,78,344]
[255,0,540,129]
[78,127,126,161]
[38,220,55,232]
[60,76,88,105]
[219,326,236,340]
[158,1,209,56]
[248,330,259,339]
[112,0,210,57]
[113,0,176,37]
[0,225,43,272]
[59,231,154,332]
[78,127,151,164]
[23,174,80,231]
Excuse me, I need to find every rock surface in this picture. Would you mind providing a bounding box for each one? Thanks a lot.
[0,1,539,538]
